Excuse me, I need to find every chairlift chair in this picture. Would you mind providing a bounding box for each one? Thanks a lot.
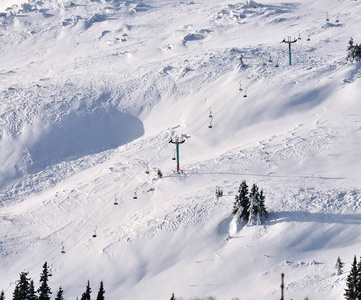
[239,81,243,91]
[61,243,66,254]
[133,191,137,199]
[298,31,301,40]
[208,119,213,129]
[326,13,329,21]
[307,33,311,41]
[48,265,53,277]
[268,55,272,63]
[243,89,247,97]
[172,153,176,161]
[92,226,97,238]
[336,14,339,23]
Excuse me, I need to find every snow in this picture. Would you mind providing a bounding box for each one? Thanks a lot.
[1,0,361,299]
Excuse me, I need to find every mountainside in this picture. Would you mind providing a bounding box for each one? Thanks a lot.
[1,0,361,299]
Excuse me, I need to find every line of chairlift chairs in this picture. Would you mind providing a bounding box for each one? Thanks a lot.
[59,15,341,254]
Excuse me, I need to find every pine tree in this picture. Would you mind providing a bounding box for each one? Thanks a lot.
[347,38,355,62]
[54,287,65,300]
[336,256,343,276]
[170,293,176,300]
[345,256,358,300]
[28,280,38,300]
[248,183,261,226]
[95,282,105,300]
[259,189,268,219]
[233,180,249,223]
[0,290,5,300]
[80,281,91,300]
[12,284,20,300]
[16,272,31,300]
[38,262,51,300]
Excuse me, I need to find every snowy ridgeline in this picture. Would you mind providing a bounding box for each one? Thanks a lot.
[1,0,361,299]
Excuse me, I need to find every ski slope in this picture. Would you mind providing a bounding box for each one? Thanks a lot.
[1,0,361,299]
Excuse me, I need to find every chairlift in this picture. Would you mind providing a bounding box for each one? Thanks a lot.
[208,117,213,129]
[133,190,138,199]
[326,12,329,21]
[239,81,243,91]
[48,265,53,277]
[145,164,150,174]
[336,13,339,23]
[61,243,66,254]
[298,31,301,40]
[172,153,176,160]
[243,88,247,97]
[114,194,118,205]
[209,107,212,118]
[92,226,97,238]
[307,32,311,41]
[268,54,272,63]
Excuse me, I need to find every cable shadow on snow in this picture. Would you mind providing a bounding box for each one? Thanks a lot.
[266,211,361,225]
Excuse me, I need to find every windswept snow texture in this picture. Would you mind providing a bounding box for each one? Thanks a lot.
[1,0,361,299]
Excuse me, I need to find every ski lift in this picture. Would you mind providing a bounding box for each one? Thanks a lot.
[209,107,212,118]
[208,117,213,129]
[243,88,247,98]
[239,81,243,91]
[92,226,97,238]
[336,13,339,23]
[307,32,311,41]
[48,265,53,277]
[114,194,118,205]
[133,190,137,199]
[268,54,272,63]
[172,152,176,160]
[326,12,329,21]
[145,164,150,174]
[61,243,65,254]
[298,31,301,40]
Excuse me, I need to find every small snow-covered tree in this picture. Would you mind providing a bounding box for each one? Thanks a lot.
[170,293,176,300]
[336,256,344,276]
[157,169,163,178]
[345,256,358,300]
[248,183,261,226]
[0,290,4,300]
[233,180,249,223]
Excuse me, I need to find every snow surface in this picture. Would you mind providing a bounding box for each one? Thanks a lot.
[1,0,361,299]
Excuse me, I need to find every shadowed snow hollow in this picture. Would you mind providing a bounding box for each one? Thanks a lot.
[0,108,144,186]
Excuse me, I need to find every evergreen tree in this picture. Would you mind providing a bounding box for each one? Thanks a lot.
[38,262,51,300]
[80,281,91,300]
[54,287,65,300]
[28,280,38,300]
[16,272,31,300]
[347,38,355,62]
[345,256,358,300]
[259,189,268,219]
[232,180,249,223]
[0,290,5,300]
[95,282,105,300]
[12,284,20,300]
[248,183,261,226]
[170,293,176,300]
[336,256,344,276]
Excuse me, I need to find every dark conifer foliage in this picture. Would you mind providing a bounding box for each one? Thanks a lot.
[38,262,52,300]
[13,272,31,300]
[345,256,359,300]
[232,180,249,222]
[233,181,267,225]
[95,282,105,300]
[54,287,65,300]
[80,281,91,300]
[170,293,176,300]
[347,38,361,62]
[28,280,38,300]
[0,290,5,300]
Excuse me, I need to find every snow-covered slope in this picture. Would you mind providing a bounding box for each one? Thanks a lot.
[1,0,361,299]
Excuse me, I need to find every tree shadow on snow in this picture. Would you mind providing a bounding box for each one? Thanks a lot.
[266,211,361,225]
